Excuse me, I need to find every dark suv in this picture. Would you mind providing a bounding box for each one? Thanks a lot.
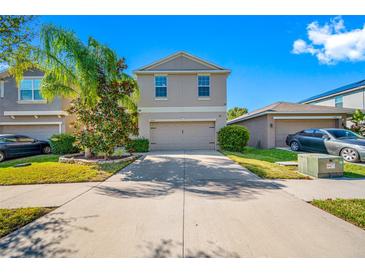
[0,134,51,162]
[286,128,365,163]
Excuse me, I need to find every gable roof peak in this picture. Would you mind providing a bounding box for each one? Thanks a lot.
[134,51,229,73]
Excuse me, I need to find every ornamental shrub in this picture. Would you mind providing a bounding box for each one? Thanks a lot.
[126,138,149,153]
[217,125,250,152]
[49,133,79,155]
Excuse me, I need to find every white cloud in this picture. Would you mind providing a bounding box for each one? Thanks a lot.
[292,16,365,64]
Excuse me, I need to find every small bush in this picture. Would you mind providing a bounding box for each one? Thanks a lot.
[126,138,149,153]
[218,125,250,152]
[49,133,79,155]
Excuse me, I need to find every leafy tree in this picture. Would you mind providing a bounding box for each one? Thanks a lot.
[0,16,37,67]
[10,24,139,158]
[349,109,365,135]
[227,107,248,121]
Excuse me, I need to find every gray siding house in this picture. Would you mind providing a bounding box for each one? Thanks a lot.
[300,79,365,110]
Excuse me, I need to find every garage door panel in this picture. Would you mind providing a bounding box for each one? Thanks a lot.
[275,119,336,147]
[1,125,59,140]
[150,121,215,150]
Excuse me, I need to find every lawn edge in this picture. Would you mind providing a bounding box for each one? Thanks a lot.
[0,155,140,186]
[0,207,56,239]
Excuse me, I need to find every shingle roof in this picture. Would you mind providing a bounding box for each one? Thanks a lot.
[299,79,365,104]
[227,102,354,124]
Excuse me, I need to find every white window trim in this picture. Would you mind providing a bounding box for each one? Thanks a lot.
[0,80,4,98]
[18,77,47,104]
[197,74,211,98]
[154,74,168,100]
[335,95,344,107]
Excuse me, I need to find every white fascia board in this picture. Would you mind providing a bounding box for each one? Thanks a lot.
[3,111,68,116]
[228,111,350,124]
[138,106,226,113]
[134,70,231,75]
[273,116,343,120]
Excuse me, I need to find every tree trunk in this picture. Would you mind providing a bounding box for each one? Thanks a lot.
[85,148,92,159]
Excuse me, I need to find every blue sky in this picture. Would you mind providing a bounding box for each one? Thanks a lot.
[41,16,365,111]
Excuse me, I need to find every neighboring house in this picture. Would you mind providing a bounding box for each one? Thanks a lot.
[134,51,230,150]
[0,69,70,140]
[299,79,365,109]
[227,102,353,148]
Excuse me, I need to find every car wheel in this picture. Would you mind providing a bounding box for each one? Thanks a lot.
[0,151,5,162]
[290,141,300,151]
[42,146,52,154]
[340,147,360,163]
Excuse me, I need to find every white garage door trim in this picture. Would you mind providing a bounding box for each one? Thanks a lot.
[0,122,62,134]
[274,119,337,147]
[273,116,342,120]
[150,120,216,150]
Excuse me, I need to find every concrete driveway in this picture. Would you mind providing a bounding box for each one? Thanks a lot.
[1,150,365,257]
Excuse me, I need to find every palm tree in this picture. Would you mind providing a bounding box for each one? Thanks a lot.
[10,24,140,157]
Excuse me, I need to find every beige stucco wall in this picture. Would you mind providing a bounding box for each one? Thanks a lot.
[137,73,227,108]
[233,115,269,148]
[136,64,229,150]
[343,91,365,109]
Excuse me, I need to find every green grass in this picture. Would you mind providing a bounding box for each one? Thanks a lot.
[311,199,365,229]
[0,207,54,237]
[223,147,310,179]
[0,155,135,185]
[0,154,60,168]
[344,163,365,178]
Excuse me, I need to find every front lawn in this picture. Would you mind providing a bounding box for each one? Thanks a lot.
[224,147,365,179]
[0,207,54,237]
[0,155,134,185]
[223,148,310,179]
[311,199,365,229]
[344,164,365,178]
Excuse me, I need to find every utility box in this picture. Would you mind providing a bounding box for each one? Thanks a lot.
[298,154,344,178]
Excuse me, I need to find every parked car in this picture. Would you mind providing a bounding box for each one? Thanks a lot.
[0,134,52,162]
[286,128,365,163]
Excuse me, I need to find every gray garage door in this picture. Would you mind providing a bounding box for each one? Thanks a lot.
[1,125,60,141]
[150,121,215,150]
[275,119,337,147]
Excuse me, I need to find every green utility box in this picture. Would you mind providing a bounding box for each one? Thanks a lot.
[298,154,344,178]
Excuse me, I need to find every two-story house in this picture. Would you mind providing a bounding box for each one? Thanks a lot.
[0,51,229,150]
[299,79,365,110]
[0,69,70,140]
[134,51,230,150]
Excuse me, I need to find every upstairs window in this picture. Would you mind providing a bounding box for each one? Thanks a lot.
[155,76,167,98]
[335,95,343,108]
[198,75,210,97]
[19,78,44,101]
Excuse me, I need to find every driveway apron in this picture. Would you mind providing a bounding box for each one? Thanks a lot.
[1,151,365,257]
